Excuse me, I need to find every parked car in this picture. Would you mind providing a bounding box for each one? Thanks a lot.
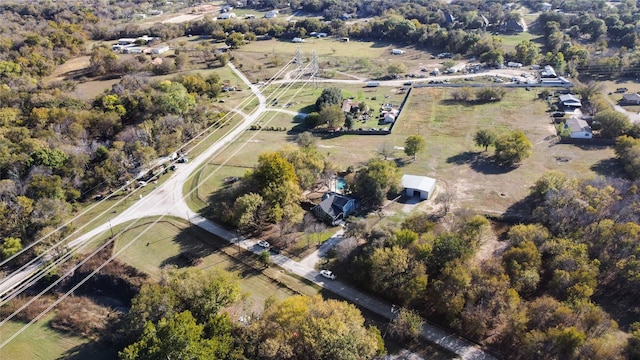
[552,112,565,117]
[257,240,270,248]
[177,157,188,163]
[320,270,336,280]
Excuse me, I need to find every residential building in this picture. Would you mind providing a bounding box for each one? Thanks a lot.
[565,118,592,138]
[312,192,359,225]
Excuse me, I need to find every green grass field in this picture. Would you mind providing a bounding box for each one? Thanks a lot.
[112,217,320,311]
[0,315,114,360]
[189,86,616,217]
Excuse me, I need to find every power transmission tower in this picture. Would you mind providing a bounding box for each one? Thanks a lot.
[295,46,303,73]
[311,50,319,87]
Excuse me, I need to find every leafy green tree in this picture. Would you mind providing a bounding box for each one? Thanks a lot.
[474,129,496,151]
[247,295,381,359]
[304,112,322,129]
[514,40,541,65]
[252,151,301,207]
[404,135,426,161]
[429,233,474,274]
[354,158,401,207]
[502,240,541,293]
[296,131,316,148]
[259,250,272,267]
[225,32,245,49]
[387,62,408,76]
[319,104,344,128]
[156,81,196,115]
[119,311,223,360]
[390,308,424,341]
[493,131,532,165]
[614,135,640,179]
[233,193,265,234]
[315,87,343,111]
[369,246,427,303]
[89,45,118,76]
[476,87,506,102]
[594,110,631,138]
[30,148,68,170]
[1,237,22,260]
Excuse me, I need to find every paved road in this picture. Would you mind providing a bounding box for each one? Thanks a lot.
[0,62,496,360]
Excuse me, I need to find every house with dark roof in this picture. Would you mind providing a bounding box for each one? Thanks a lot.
[502,19,524,33]
[559,94,582,113]
[312,192,358,225]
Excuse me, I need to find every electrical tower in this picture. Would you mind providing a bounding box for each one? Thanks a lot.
[295,46,303,72]
[311,50,319,87]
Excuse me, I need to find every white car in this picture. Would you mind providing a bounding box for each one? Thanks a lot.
[257,240,270,248]
[320,270,336,280]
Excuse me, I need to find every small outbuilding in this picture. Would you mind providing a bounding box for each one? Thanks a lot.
[622,93,640,105]
[401,174,436,200]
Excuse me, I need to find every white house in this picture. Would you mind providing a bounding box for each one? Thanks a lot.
[265,10,277,18]
[391,49,405,55]
[382,113,396,124]
[565,118,592,139]
[401,174,436,200]
[292,37,305,43]
[219,12,236,19]
[152,46,170,54]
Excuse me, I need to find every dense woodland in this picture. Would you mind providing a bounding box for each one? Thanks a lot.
[1,0,640,359]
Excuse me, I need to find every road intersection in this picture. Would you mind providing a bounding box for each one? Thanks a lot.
[0,62,496,359]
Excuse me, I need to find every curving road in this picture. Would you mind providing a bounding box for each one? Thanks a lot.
[1,63,496,360]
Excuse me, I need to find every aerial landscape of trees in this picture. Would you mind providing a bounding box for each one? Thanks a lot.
[2,0,640,358]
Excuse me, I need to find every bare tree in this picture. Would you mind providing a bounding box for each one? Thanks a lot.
[377,142,395,160]
[435,181,456,215]
[333,237,358,261]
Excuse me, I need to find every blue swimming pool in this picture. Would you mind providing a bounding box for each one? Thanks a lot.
[336,177,346,191]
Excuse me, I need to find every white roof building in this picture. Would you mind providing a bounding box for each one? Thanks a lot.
[565,118,592,139]
[401,174,436,200]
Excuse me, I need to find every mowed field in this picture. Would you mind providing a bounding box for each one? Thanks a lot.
[112,218,319,314]
[191,86,616,216]
[0,314,113,360]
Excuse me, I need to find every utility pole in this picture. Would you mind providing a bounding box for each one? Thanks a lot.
[295,45,303,74]
[311,50,319,88]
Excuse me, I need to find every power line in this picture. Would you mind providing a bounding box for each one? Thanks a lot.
[0,62,317,345]
[0,59,298,299]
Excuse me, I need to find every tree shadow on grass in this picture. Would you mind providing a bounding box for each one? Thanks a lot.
[446,151,517,174]
[393,158,411,168]
[590,158,625,178]
[159,224,226,269]
[61,340,117,360]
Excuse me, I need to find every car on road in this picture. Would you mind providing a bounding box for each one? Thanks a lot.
[320,269,336,280]
[257,240,270,248]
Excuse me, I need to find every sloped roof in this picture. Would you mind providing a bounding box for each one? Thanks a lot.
[315,193,353,220]
[565,117,591,133]
[623,93,640,101]
[402,174,436,192]
[559,94,581,105]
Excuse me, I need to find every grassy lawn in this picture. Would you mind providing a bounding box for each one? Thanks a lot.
[499,32,542,53]
[112,217,320,311]
[0,315,114,360]
[189,86,616,220]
